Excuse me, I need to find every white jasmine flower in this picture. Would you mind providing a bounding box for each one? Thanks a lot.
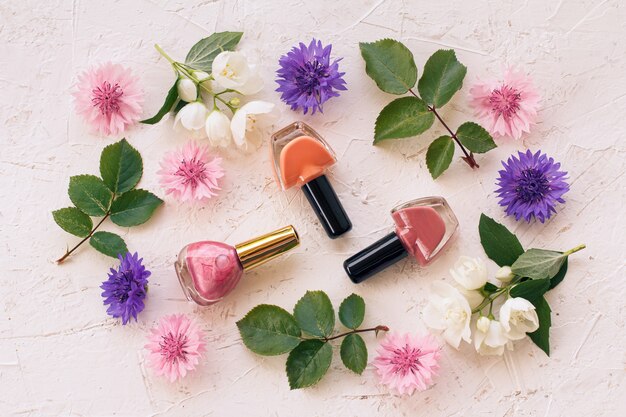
[474,317,510,356]
[496,266,515,283]
[175,102,208,134]
[423,281,472,348]
[177,78,198,102]
[212,51,252,90]
[499,297,539,340]
[451,256,488,290]
[205,110,232,148]
[231,100,277,152]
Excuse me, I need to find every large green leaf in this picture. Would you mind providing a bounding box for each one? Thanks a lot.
[374,96,434,143]
[52,207,93,237]
[549,258,568,290]
[510,279,550,300]
[338,294,365,329]
[528,296,552,356]
[359,39,417,94]
[236,305,302,356]
[340,334,367,375]
[293,291,335,338]
[286,340,332,389]
[185,32,243,72]
[456,122,496,153]
[68,175,112,216]
[426,135,454,179]
[89,231,128,258]
[417,49,467,108]
[110,189,163,227]
[512,249,567,280]
[100,139,143,195]
[141,81,178,125]
[478,214,525,267]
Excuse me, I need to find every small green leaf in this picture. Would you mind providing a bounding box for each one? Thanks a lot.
[418,49,467,108]
[456,122,496,153]
[510,279,551,300]
[512,249,567,280]
[100,139,143,195]
[141,81,178,124]
[359,39,418,94]
[482,282,499,294]
[89,231,128,258]
[478,214,525,267]
[185,32,243,71]
[338,294,365,329]
[110,189,163,227]
[426,135,454,179]
[68,175,113,216]
[293,291,335,338]
[236,305,302,356]
[340,334,367,375]
[528,296,551,356]
[549,258,568,290]
[374,96,434,143]
[52,207,93,237]
[286,340,332,389]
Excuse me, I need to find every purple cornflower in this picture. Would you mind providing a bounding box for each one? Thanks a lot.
[101,252,150,324]
[496,150,569,223]
[276,39,347,114]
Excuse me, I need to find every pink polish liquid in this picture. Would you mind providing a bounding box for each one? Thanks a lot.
[392,206,447,266]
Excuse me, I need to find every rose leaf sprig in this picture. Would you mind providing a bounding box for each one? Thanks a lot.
[52,139,163,263]
[359,39,496,179]
[237,291,388,390]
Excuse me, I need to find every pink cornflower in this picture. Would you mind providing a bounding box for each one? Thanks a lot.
[469,67,540,140]
[145,314,207,382]
[373,332,441,395]
[157,141,224,203]
[73,62,143,136]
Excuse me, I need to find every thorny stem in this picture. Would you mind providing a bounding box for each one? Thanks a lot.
[320,325,389,342]
[408,88,479,169]
[56,212,110,264]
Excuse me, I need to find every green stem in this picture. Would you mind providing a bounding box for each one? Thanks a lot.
[320,325,389,342]
[56,212,110,264]
[564,244,586,256]
[154,44,176,65]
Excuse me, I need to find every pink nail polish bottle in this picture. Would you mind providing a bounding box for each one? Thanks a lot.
[344,197,458,283]
[175,226,299,305]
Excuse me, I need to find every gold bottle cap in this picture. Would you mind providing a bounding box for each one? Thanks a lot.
[235,225,300,271]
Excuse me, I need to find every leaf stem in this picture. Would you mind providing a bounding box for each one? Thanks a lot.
[56,212,110,264]
[564,244,586,256]
[408,88,479,169]
[154,44,176,65]
[322,325,389,342]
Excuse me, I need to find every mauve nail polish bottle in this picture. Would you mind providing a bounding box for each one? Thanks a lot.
[344,197,458,283]
[175,226,299,305]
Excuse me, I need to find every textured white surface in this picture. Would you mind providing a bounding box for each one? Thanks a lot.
[1,0,626,415]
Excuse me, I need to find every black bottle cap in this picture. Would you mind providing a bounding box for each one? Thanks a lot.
[343,232,408,283]
[301,174,352,239]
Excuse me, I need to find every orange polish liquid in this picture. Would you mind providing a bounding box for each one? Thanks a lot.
[279,135,336,189]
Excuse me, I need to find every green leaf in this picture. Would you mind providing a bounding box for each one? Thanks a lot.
[68,175,113,216]
[100,139,143,195]
[456,122,496,153]
[236,305,302,356]
[478,214,525,267]
[185,31,243,71]
[293,291,335,338]
[359,39,418,94]
[338,294,365,329]
[426,135,454,179]
[511,249,567,280]
[417,49,467,108]
[528,296,551,356]
[286,340,332,389]
[141,81,178,124]
[52,207,93,237]
[482,282,499,294]
[110,189,163,227]
[549,258,568,290]
[510,279,551,300]
[374,96,434,143]
[89,231,128,258]
[340,334,367,375]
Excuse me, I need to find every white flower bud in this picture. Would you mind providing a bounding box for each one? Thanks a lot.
[495,266,515,283]
[177,78,198,102]
[476,316,490,333]
[205,110,232,148]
